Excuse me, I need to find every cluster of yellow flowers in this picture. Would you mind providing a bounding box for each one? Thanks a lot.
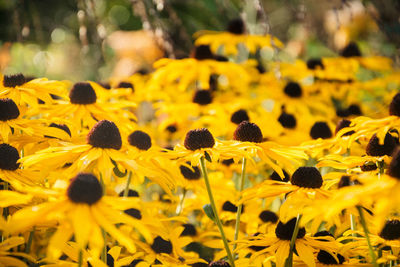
[1,18,400,267]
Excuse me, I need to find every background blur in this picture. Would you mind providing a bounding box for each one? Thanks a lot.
[0,0,399,81]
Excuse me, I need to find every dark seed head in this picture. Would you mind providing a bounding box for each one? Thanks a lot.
[214,55,229,62]
[151,236,173,254]
[121,259,143,267]
[338,175,351,188]
[310,122,332,139]
[87,120,122,150]
[128,130,152,151]
[283,82,302,98]
[340,42,362,58]
[124,208,142,219]
[317,250,345,265]
[3,73,25,87]
[209,260,231,267]
[191,263,208,267]
[107,253,114,267]
[119,189,139,197]
[335,119,354,136]
[259,210,278,223]
[193,90,213,105]
[180,223,197,236]
[180,162,201,180]
[117,82,134,91]
[360,162,377,172]
[275,218,306,240]
[184,128,215,151]
[306,58,324,70]
[270,170,290,182]
[233,121,263,143]
[314,231,333,240]
[49,123,71,137]
[230,109,249,125]
[227,18,245,34]
[336,108,350,118]
[388,149,400,179]
[221,158,234,166]
[67,173,103,205]
[222,201,238,212]
[379,220,400,240]
[193,45,214,60]
[0,98,20,121]
[291,167,323,189]
[99,82,111,90]
[256,63,266,74]
[166,124,177,133]
[0,143,20,170]
[348,104,362,116]
[69,82,97,104]
[366,133,397,157]
[389,93,400,116]
[278,112,297,129]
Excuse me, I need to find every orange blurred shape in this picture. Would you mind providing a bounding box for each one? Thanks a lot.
[0,42,11,72]
[107,30,164,78]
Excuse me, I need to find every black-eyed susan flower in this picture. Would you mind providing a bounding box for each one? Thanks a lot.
[7,173,151,260]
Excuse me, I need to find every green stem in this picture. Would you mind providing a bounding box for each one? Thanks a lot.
[101,228,107,263]
[285,214,302,267]
[200,157,235,267]
[233,158,247,253]
[357,206,378,267]
[350,213,357,237]
[123,172,133,197]
[25,227,35,254]
[176,188,187,215]
[78,248,83,267]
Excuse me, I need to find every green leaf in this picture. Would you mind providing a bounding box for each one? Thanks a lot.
[203,204,216,221]
[204,151,212,162]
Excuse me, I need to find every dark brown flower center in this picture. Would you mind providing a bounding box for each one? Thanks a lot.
[180,223,197,237]
[259,210,278,223]
[87,120,122,150]
[69,82,97,104]
[124,208,142,219]
[291,167,323,188]
[306,58,324,70]
[278,112,296,129]
[193,90,213,105]
[233,121,263,143]
[180,162,201,180]
[340,42,362,57]
[3,73,25,87]
[284,82,302,98]
[128,130,152,151]
[184,128,215,151]
[0,98,19,121]
[227,18,245,35]
[0,143,20,170]
[230,109,249,125]
[67,173,103,205]
[275,218,305,240]
[379,220,400,240]
[310,122,332,139]
[317,250,345,265]
[193,45,214,60]
[151,236,173,254]
[366,133,397,157]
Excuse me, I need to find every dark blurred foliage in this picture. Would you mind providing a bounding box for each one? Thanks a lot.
[0,0,398,81]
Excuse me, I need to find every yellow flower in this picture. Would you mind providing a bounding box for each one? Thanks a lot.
[0,73,68,107]
[7,173,151,259]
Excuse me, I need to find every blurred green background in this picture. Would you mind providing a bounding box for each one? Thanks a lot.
[0,0,399,81]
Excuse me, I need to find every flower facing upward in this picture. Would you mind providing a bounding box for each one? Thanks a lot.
[69,82,97,104]
[0,98,19,121]
[291,167,323,189]
[184,128,215,151]
[128,130,152,151]
[87,120,122,150]
[67,173,103,205]
[233,121,263,143]
[3,74,25,88]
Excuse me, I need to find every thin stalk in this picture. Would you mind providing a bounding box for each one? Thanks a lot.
[350,213,357,237]
[233,157,247,253]
[101,228,107,263]
[357,206,378,267]
[78,248,83,267]
[25,227,35,254]
[123,172,133,197]
[285,214,303,267]
[200,157,235,267]
[176,188,187,215]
